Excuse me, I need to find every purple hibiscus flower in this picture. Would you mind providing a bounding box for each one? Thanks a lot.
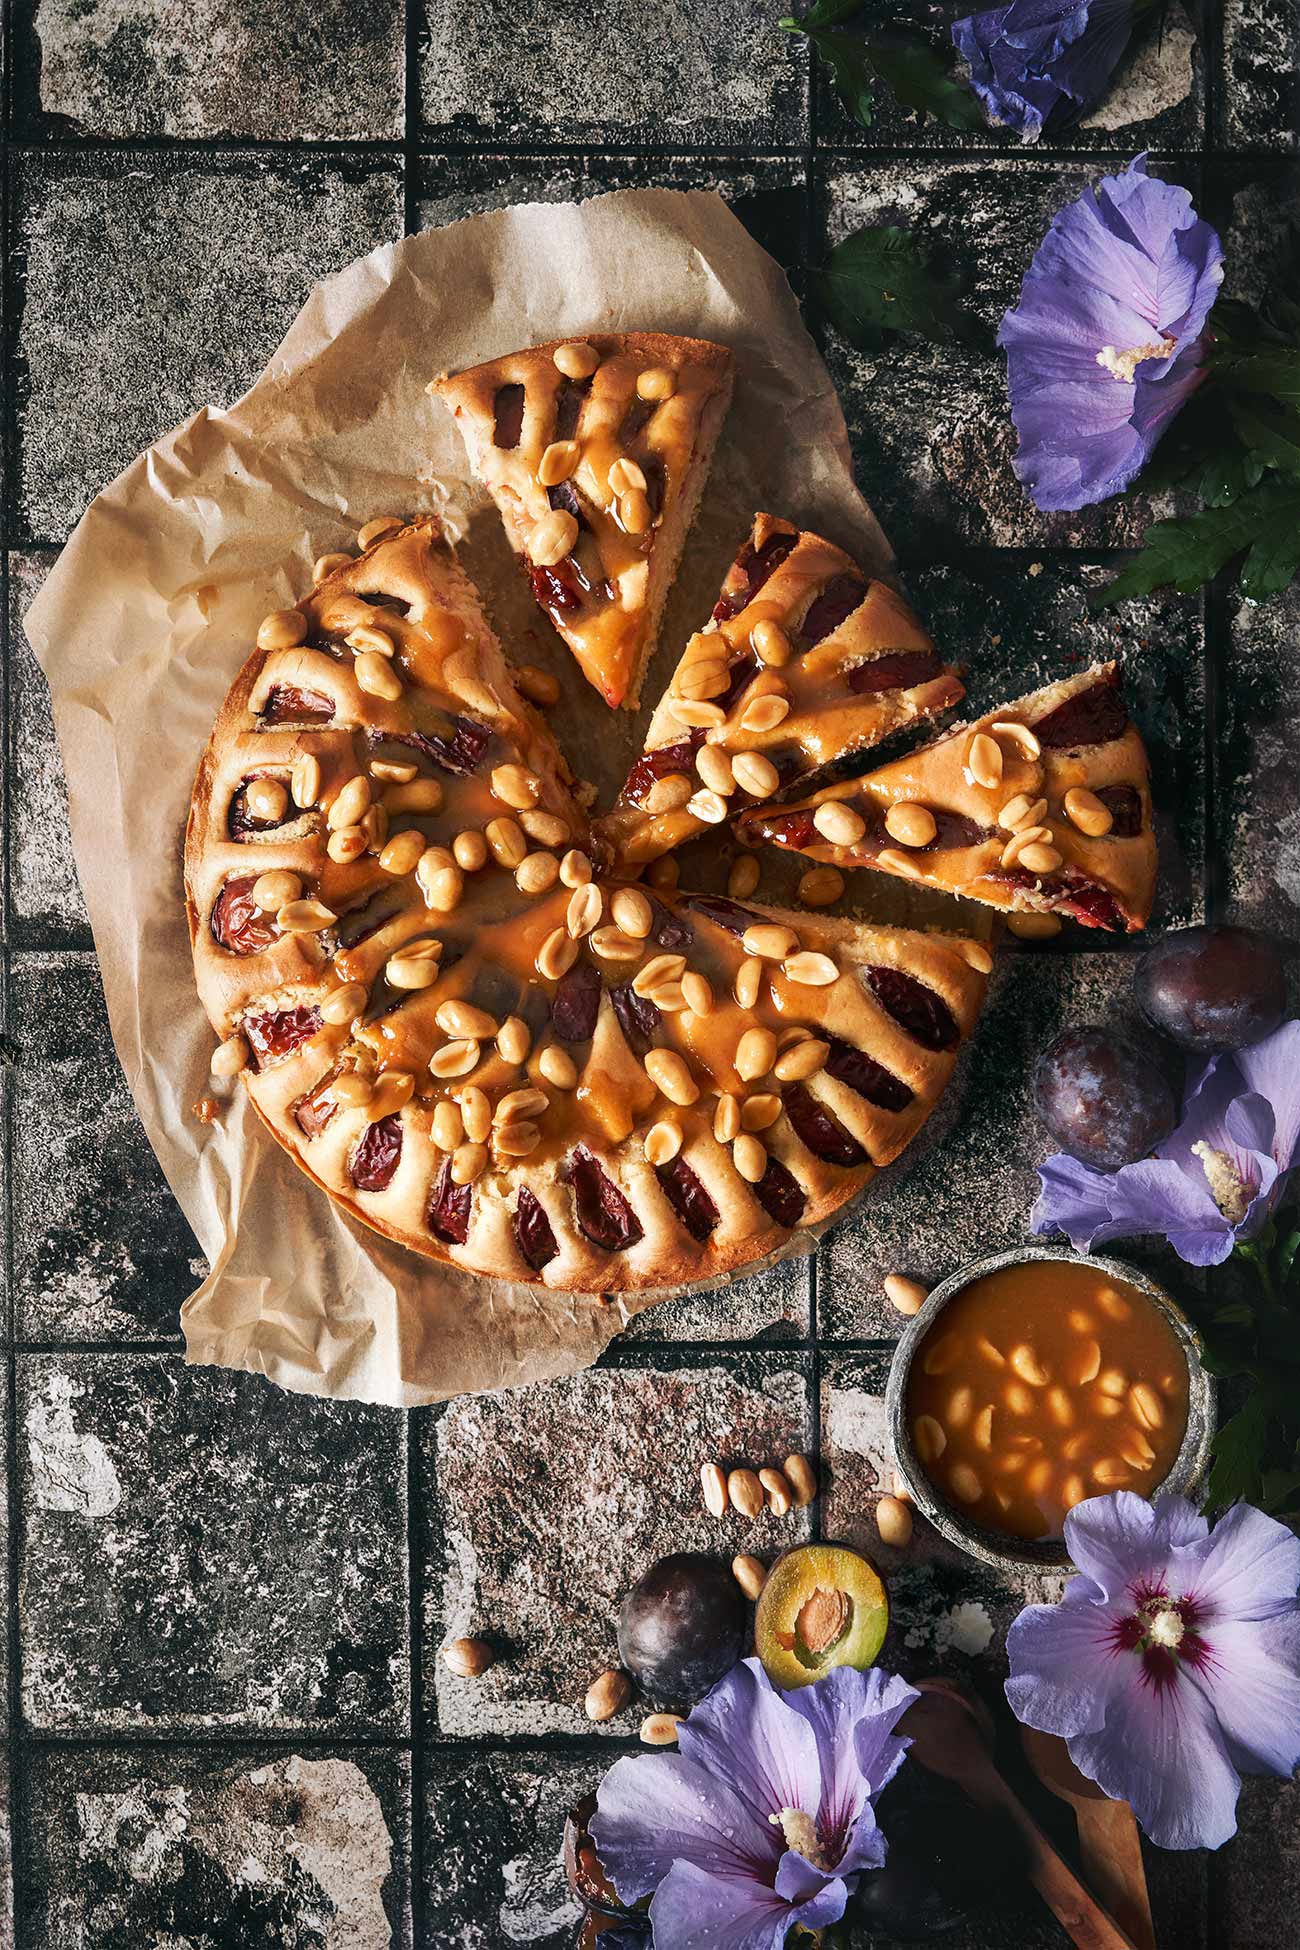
[1006,1491,1300,1849]
[590,1657,919,1949]
[998,155,1223,510]
[953,0,1135,142]
[1033,1020,1300,1266]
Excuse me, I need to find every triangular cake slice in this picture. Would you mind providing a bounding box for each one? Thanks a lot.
[434,333,734,710]
[737,661,1156,933]
[596,513,965,871]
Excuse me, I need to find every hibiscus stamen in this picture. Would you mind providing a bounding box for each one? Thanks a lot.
[769,1808,831,1870]
[1146,1605,1185,1650]
[1095,335,1178,383]
[1191,1141,1251,1223]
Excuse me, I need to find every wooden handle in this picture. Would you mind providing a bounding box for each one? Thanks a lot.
[959,1752,1142,1950]
[1073,1800,1157,1950]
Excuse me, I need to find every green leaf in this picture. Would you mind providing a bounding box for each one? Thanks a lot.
[1261,1467,1300,1514]
[1278,1228,1300,1288]
[781,8,984,132]
[1186,443,1268,509]
[814,225,978,353]
[1205,1390,1271,1509]
[1228,395,1300,476]
[1095,480,1300,606]
[1214,349,1300,408]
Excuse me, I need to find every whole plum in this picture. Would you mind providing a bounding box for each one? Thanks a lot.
[1033,1025,1177,1170]
[617,1553,746,1708]
[1136,925,1287,1054]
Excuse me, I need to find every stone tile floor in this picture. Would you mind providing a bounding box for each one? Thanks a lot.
[1,0,1298,1944]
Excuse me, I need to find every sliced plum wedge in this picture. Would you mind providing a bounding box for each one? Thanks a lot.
[350,1114,403,1192]
[1032,676,1128,750]
[242,1004,323,1070]
[865,966,959,1052]
[655,1156,719,1242]
[515,1186,559,1271]
[847,649,945,695]
[782,1083,868,1168]
[428,1159,472,1245]
[824,1037,914,1113]
[753,1155,806,1228]
[570,1145,644,1253]
[210,877,280,956]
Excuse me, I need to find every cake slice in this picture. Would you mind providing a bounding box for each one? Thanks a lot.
[434,333,734,710]
[596,513,965,871]
[736,662,1157,933]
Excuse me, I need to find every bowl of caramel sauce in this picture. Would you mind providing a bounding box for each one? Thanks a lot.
[886,1248,1216,1571]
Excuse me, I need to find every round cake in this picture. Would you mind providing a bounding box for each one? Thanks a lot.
[185,516,990,1292]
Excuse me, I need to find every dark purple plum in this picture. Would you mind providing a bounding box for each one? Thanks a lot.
[1136,926,1287,1054]
[617,1553,746,1708]
[1033,1026,1177,1170]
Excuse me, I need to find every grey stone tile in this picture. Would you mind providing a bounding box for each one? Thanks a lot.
[1223,0,1299,148]
[905,555,1206,931]
[1219,582,1300,944]
[421,1750,597,1949]
[418,0,808,148]
[621,1251,812,1344]
[1212,1775,1300,1945]
[8,953,197,1340]
[416,151,807,284]
[423,1355,812,1736]
[817,955,1198,1338]
[22,1744,412,1948]
[14,0,404,138]
[16,152,403,540]
[816,3,1203,150]
[18,1353,408,1731]
[818,158,1190,550]
[7,549,90,945]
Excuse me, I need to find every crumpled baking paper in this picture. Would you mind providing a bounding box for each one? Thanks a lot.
[24,188,899,1405]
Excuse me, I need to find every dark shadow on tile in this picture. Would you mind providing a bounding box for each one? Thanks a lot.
[14,151,404,540]
[21,1743,412,1947]
[11,0,404,139]
[421,1749,597,1948]
[6,550,91,947]
[18,1354,409,1732]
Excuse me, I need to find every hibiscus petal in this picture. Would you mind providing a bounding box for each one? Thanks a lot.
[1068,1663,1243,1850]
[1187,1612,1300,1780]
[1032,1150,1231,1261]
[782,1665,917,1876]
[1065,1491,1208,1601]
[676,1659,821,1837]
[592,1752,773,1903]
[1174,1500,1300,1623]
[1236,1022,1300,1170]
[1006,1595,1130,1738]
[648,1856,848,1950]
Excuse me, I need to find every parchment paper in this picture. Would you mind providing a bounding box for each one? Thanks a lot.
[24,188,899,1407]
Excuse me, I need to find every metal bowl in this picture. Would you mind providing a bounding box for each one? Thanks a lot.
[884,1245,1217,1574]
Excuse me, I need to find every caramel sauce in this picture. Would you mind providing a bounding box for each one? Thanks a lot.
[906,1261,1189,1542]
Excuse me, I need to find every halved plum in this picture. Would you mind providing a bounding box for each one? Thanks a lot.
[990,865,1127,932]
[350,1113,403,1192]
[570,1146,644,1253]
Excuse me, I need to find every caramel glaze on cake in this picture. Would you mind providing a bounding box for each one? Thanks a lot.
[598,513,965,872]
[739,662,1157,934]
[186,514,990,1292]
[435,333,734,711]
